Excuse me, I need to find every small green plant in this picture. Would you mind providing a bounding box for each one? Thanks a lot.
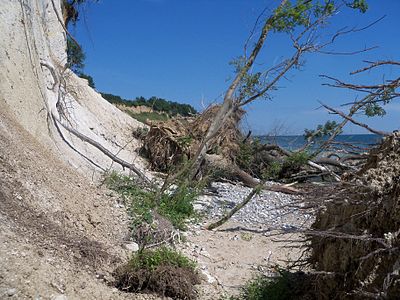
[129,247,196,271]
[233,269,311,300]
[263,161,282,180]
[78,72,95,88]
[103,171,155,227]
[278,150,310,179]
[237,141,254,171]
[114,247,200,299]
[66,36,85,74]
[103,172,198,231]
[158,183,199,230]
[240,232,253,242]
[284,150,310,169]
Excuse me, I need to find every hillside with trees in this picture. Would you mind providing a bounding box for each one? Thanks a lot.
[100,93,197,117]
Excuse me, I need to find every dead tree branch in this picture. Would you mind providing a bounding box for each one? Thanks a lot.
[321,103,390,136]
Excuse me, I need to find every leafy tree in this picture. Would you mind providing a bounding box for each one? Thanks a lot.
[66,36,85,74]
[62,0,99,26]
[304,120,342,139]
[165,0,369,187]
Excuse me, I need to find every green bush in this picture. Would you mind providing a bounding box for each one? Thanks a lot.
[129,247,196,271]
[103,171,155,227]
[284,151,310,168]
[125,111,170,123]
[234,270,311,300]
[158,184,197,230]
[114,247,200,299]
[103,172,197,230]
[78,73,95,88]
[236,142,254,171]
[263,161,282,180]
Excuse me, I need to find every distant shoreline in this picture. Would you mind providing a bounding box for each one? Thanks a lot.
[256,134,382,151]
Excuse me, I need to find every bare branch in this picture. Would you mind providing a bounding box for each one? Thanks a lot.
[350,60,400,75]
[320,102,391,136]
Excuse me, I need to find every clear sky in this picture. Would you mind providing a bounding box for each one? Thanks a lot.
[72,0,400,135]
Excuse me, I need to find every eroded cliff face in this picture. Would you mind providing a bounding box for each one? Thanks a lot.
[0,0,65,139]
[310,133,400,299]
[0,0,148,179]
[0,1,155,299]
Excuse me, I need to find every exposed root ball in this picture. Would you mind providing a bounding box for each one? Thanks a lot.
[141,105,245,172]
[114,265,200,299]
[309,132,400,299]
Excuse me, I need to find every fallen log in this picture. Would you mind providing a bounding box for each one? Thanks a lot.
[205,154,301,194]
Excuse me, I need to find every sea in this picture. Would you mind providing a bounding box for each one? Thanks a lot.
[258,134,382,152]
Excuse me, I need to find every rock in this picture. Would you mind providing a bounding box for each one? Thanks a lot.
[6,288,17,296]
[52,295,67,300]
[200,269,216,284]
[124,242,139,252]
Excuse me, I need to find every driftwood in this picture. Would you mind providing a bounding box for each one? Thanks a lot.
[205,154,301,195]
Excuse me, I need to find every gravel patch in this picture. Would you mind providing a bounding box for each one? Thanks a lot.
[195,182,314,232]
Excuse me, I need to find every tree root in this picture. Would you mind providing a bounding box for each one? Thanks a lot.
[53,114,151,185]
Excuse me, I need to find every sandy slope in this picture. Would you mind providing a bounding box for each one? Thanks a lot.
[0,108,160,299]
[0,0,156,298]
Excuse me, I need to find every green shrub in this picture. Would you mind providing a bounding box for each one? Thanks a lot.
[103,172,198,230]
[114,247,200,299]
[237,142,254,171]
[158,184,198,230]
[263,161,282,180]
[78,72,95,88]
[284,151,310,168]
[279,150,310,179]
[103,171,156,227]
[66,36,85,73]
[129,247,196,271]
[233,270,312,300]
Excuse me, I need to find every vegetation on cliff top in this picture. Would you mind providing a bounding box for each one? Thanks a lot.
[101,93,197,117]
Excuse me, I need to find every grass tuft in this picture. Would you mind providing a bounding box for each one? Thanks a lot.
[233,269,312,300]
[114,247,200,299]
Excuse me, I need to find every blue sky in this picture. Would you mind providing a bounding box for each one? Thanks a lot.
[73,0,400,135]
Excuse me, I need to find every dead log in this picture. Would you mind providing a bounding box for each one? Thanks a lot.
[205,154,301,195]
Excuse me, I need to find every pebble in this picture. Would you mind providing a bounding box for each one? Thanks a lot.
[196,182,314,230]
[6,288,17,296]
[124,242,139,252]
